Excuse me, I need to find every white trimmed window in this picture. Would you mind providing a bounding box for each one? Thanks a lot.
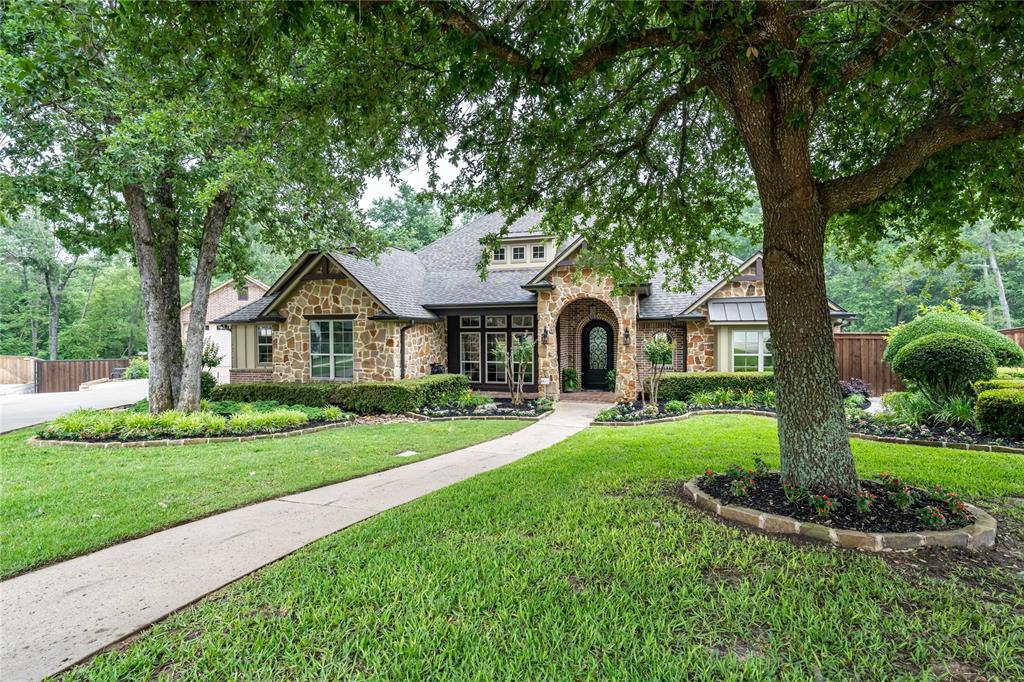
[531,244,545,261]
[460,332,481,382]
[511,245,526,262]
[460,316,481,328]
[492,247,506,263]
[511,314,533,328]
[731,329,772,372]
[486,315,506,328]
[486,332,506,383]
[257,325,273,365]
[310,319,354,379]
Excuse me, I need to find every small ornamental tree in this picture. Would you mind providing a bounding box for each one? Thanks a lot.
[493,334,535,405]
[643,335,674,406]
[890,332,996,403]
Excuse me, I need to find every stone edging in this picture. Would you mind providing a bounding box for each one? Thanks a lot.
[593,409,1024,455]
[407,409,552,423]
[27,420,355,449]
[683,476,996,552]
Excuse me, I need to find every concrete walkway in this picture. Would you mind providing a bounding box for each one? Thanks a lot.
[0,401,602,681]
[0,379,148,434]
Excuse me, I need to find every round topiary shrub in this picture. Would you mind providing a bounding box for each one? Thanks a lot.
[883,312,1024,367]
[890,332,997,402]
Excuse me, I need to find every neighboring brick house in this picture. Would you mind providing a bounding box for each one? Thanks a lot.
[180,276,269,373]
[214,213,852,399]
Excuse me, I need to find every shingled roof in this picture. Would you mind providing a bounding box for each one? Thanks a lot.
[214,212,784,324]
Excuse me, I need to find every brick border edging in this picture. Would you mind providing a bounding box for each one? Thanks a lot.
[406,409,552,423]
[592,409,1024,455]
[26,419,356,449]
[683,476,997,552]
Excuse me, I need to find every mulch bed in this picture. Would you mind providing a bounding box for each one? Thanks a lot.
[847,416,1024,450]
[696,473,973,534]
[417,399,550,418]
[596,401,774,423]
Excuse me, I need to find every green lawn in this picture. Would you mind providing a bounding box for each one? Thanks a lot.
[66,415,1024,680]
[0,419,526,578]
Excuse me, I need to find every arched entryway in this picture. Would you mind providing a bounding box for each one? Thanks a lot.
[581,319,614,389]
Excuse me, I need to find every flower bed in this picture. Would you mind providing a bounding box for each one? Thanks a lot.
[698,464,973,534]
[417,397,553,419]
[596,398,774,423]
[847,414,1024,450]
[36,402,354,443]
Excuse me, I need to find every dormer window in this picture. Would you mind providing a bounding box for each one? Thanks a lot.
[492,247,506,263]
[532,245,546,261]
[512,246,526,262]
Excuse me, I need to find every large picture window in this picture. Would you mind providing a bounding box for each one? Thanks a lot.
[460,332,481,382]
[257,325,273,365]
[732,329,772,372]
[310,319,354,379]
[486,332,506,383]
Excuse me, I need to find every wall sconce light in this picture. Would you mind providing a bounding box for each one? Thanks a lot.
[624,329,631,346]
[589,302,597,319]
[542,325,550,344]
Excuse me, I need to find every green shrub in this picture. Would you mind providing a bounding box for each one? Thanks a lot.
[664,400,687,414]
[122,357,148,379]
[656,372,775,402]
[890,332,996,402]
[997,367,1024,379]
[200,370,217,399]
[118,411,162,439]
[877,391,935,426]
[974,388,1024,438]
[562,368,580,392]
[334,374,469,414]
[210,382,335,406]
[454,388,493,409]
[227,409,308,433]
[883,312,1024,367]
[973,379,1024,393]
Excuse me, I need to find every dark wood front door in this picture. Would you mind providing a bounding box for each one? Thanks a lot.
[581,320,614,389]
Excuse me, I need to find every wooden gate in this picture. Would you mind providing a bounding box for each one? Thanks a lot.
[35,359,130,393]
[833,333,903,396]
[0,356,36,384]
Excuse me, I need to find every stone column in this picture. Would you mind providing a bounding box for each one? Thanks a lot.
[537,290,560,400]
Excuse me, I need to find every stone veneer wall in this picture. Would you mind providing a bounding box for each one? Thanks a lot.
[537,266,638,401]
[402,322,447,378]
[271,276,399,382]
[557,298,619,380]
[635,320,687,379]
[685,264,766,372]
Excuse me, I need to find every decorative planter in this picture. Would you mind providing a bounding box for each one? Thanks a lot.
[683,476,997,552]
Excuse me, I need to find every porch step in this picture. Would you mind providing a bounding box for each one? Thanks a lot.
[560,391,617,403]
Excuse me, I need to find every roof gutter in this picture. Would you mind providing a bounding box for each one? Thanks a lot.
[399,320,414,379]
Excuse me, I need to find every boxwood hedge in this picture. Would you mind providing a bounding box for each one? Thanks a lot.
[210,374,469,414]
[654,372,776,402]
[883,312,1024,367]
[973,378,1024,393]
[974,388,1024,438]
[890,332,996,402]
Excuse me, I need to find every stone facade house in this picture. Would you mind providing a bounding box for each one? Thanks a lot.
[214,213,852,400]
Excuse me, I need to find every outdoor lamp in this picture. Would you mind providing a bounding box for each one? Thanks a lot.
[542,325,550,344]
[624,329,631,346]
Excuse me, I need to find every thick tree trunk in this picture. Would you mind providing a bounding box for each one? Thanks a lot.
[47,291,60,360]
[177,191,233,411]
[123,183,182,412]
[762,188,857,494]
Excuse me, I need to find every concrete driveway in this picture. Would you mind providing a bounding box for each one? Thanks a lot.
[0,380,148,434]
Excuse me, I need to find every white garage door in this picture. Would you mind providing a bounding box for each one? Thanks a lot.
[204,326,233,367]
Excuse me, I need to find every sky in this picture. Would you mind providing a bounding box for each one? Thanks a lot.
[358,155,461,209]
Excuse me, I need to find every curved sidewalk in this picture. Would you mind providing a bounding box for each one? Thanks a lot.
[0,401,602,682]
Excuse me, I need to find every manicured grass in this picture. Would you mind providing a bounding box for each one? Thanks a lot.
[0,419,525,578]
[67,415,1024,680]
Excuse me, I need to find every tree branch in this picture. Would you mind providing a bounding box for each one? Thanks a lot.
[818,109,1024,217]
[813,2,960,107]
[428,2,687,83]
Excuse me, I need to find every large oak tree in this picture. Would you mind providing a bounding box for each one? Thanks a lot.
[301,0,1022,493]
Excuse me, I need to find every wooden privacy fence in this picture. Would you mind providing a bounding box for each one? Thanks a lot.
[1002,327,1024,349]
[833,333,904,396]
[34,359,130,394]
[0,355,36,384]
